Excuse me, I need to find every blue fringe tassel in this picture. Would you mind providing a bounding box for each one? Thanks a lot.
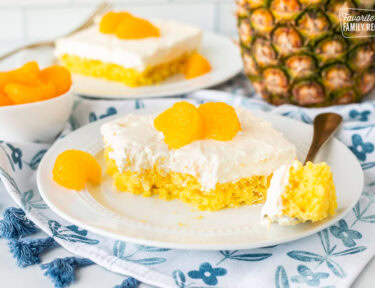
[8,237,58,267]
[0,207,38,239]
[114,277,139,288]
[41,257,94,288]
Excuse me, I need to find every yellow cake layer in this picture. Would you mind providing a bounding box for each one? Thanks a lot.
[58,53,191,87]
[282,161,337,223]
[104,148,270,211]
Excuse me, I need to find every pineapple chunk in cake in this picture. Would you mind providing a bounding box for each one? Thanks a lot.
[261,160,337,225]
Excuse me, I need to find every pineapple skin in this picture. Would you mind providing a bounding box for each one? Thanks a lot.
[237,0,375,107]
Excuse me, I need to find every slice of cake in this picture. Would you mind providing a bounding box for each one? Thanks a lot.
[261,160,337,225]
[101,101,296,211]
[55,12,202,87]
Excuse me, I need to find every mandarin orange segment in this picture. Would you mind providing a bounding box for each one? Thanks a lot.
[53,150,102,190]
[0,62,70,105]
[99,11,159,39]
[115,16,160,39]
[4,84,41,104]
[198,102,241,141]
[184,52,211,79]
[19,61,40,75]
[99,11,132,34]
[5,62,42,86]
[154,101,203,149]
[4,82,56,104]
[6,71,43,87]
[0,92,13,106]
[0,72,8,93]
[38,82,57,100]
[4,61,42,87]
[0,61,42,91]
[40,65,72,95]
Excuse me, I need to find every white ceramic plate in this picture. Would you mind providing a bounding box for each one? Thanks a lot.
[37,108,363,250]
[70,32,243,99]
[0,33,242,99]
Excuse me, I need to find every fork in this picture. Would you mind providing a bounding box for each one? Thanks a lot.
[304,113,343,164]
[0,1,111,62]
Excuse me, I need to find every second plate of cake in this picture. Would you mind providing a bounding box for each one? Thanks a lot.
[17,12,243,99]
[37,101,363,250]
[66,32,242,99]
[52,11,243,99]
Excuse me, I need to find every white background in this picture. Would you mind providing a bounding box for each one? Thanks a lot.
[0,0,237,55]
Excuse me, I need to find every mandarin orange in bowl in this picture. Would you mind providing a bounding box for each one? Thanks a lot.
[0,62,74,142]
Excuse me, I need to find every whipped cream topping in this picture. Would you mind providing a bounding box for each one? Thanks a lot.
[261,161,300,225]
[55,19,202,71]
[101,107,296,191]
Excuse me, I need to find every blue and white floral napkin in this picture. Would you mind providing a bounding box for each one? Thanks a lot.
[0,84,375,288]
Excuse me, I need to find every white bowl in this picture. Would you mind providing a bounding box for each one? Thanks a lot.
[0,87,74,142]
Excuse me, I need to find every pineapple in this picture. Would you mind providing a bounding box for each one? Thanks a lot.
[237,0,375,106]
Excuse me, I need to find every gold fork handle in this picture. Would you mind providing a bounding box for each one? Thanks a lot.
[304,113,343,164]
[0,41,55,62]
